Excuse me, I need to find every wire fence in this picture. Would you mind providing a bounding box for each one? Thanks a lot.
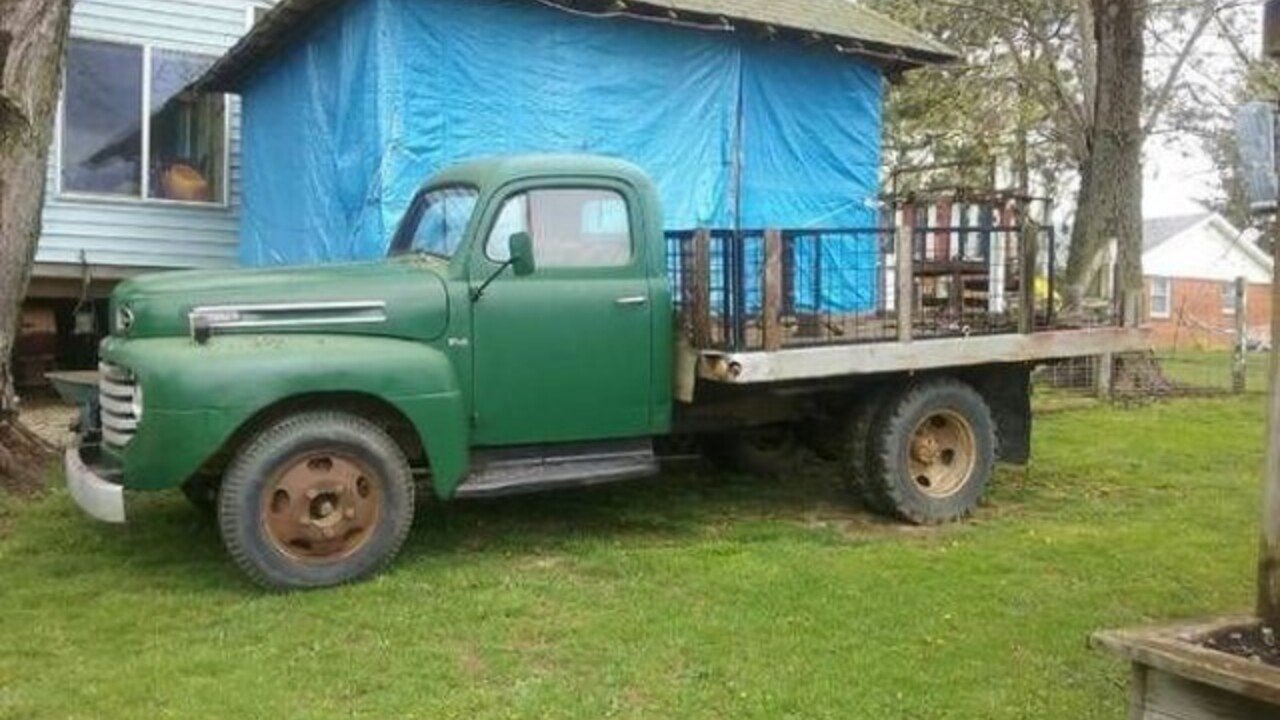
[1032,345,1264,408]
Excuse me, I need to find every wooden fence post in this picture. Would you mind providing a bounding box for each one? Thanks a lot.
[1095,353,1114,399]
[689,229,712,348]
[1234,276,1248,394]
[1019,212,1039,335]
[896,221,914,343]
[762,229,784,351]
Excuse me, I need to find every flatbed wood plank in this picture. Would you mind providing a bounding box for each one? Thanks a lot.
[698,327,1150,384]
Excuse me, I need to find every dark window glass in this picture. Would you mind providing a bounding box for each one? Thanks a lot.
[148,50,225,202]
[486,189,631,268]
[61,40,143,196]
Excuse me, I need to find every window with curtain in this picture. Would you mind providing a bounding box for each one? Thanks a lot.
[148,49,226,202]
[60,38,226,204]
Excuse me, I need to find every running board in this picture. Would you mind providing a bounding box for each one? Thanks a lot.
[454,439,659,499]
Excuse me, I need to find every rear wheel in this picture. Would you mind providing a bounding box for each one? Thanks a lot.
[217,411,415,590]
[703,424,799,477]
[863,379,995,525]
[839,388,890,512]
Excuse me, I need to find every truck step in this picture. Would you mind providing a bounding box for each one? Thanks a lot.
[455,439,659,499]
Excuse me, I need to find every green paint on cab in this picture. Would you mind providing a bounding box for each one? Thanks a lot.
[99,154,673,499]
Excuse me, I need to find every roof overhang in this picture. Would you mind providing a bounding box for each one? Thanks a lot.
[197,0,959,93]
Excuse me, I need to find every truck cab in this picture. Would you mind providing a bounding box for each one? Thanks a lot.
[389,156,674,448]
[67,155,683,589]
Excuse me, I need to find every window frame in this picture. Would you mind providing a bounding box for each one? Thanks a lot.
[388,183,481,259]
[481,185,636,270]
[56,35,232,209]
[1149,276,1172,319]
[1221,282,1239,316]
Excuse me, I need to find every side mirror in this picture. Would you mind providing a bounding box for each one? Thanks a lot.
[509,232,535,276]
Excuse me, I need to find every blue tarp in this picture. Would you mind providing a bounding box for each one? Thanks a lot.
[239,0,884,309]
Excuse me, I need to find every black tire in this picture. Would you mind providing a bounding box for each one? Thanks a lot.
[703,424,799,477]
[864,378,995,525]
[840,388,891,512]
[180,474,220,515]
[217,411,415,590]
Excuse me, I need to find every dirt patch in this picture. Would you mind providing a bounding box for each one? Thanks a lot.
[18,398,78,449]
[0,419,56,496]
[1203,624,1280,668]
[1,397,76,496]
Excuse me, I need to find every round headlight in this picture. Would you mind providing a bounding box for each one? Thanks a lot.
[116,305,134,333]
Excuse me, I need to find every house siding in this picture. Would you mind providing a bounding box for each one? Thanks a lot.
[1145,276,1272,350]
[33,0,272,277]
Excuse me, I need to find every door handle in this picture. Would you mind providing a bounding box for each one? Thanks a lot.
[615,296,648,307]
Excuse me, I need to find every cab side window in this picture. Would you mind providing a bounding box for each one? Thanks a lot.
[486,188,632,268]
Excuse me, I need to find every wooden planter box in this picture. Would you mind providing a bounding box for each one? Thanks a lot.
[1093,618,1280,719]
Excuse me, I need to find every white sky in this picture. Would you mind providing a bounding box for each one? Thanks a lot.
[1143,3,1263,219]
[1144,137,1219,218]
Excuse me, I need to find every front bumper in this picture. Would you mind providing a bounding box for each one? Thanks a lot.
[64,446,126,524]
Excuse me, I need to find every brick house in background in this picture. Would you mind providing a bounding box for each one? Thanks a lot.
[1143,212,1273,350]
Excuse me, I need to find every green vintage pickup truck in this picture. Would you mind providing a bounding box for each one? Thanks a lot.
[64,154,1144,589]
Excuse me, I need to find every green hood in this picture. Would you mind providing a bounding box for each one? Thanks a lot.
[110,258,450,342]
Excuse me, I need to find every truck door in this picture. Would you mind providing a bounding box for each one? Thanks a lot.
[470,184,653,446]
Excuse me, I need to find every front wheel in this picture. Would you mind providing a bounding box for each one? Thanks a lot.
[217,411,415,590]
[863,379,995,525]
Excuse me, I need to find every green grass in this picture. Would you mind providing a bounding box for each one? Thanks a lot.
[0,398,1267,719]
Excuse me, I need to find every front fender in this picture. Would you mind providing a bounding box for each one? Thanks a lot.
[101,335,469,496]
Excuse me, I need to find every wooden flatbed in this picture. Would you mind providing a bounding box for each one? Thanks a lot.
[697,326,1148,384]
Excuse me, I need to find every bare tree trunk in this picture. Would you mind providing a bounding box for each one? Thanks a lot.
[1063,0,1145,314]
[1076,0,1097,131]
[0,0,74,490]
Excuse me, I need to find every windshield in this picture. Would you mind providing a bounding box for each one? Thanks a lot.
[389,185,479,258]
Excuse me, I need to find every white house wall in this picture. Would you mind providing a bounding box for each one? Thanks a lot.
[36,0,273,271]
[1143,217,1271,284]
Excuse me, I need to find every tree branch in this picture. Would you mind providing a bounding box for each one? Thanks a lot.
[1141,1,1219,136]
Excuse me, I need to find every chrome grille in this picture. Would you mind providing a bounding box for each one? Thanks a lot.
[99,362,139,448]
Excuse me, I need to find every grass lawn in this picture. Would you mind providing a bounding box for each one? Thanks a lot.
[0,397,1266,719]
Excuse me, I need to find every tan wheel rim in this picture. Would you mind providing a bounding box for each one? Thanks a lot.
[907,410,977,498]
[261,451,382,563]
